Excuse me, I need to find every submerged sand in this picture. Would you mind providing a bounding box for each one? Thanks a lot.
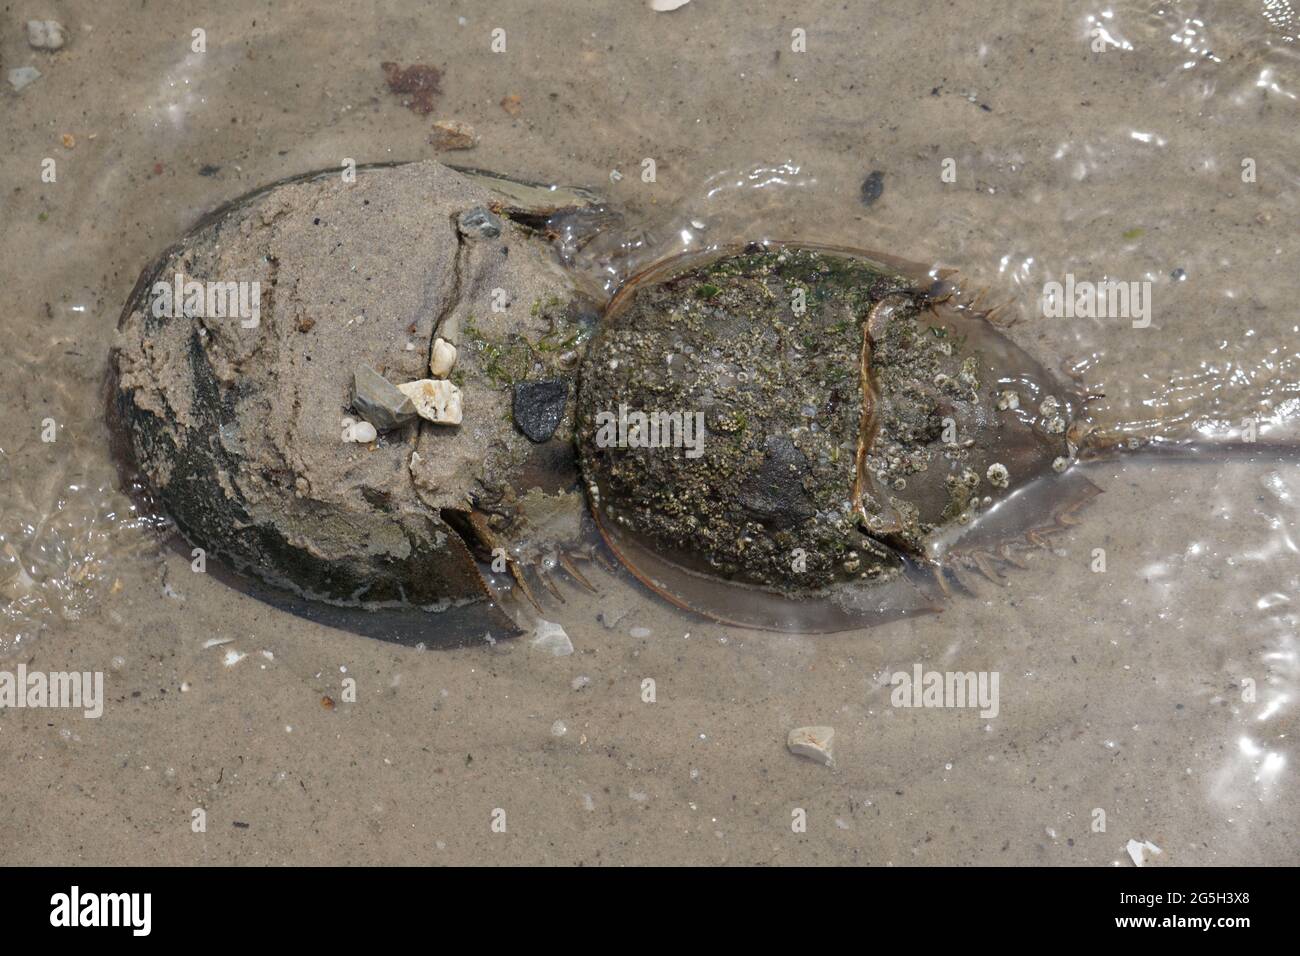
[0,0,1296,865]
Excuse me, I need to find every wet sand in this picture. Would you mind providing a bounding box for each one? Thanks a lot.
[1,1,1297,865]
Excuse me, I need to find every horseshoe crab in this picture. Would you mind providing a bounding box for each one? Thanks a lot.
[112,161,1152,641]
[574,243,1098,630]
[110,161,604,645]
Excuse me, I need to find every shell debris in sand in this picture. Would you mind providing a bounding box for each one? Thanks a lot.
[787,726,835,766]
[531,619,574,656]
[397,379,463,425]
[1125,838,1163,867]
[650,0,692,10]
[429,337,457,378]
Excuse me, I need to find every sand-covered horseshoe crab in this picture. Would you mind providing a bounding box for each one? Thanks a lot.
[111,161,1115,641]
[110,161,604,645]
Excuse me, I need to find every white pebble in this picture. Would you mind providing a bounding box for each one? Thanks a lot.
[429,337,457,377]
[398,379,463,425]
[27,20,66,50]
[341,421,377,443]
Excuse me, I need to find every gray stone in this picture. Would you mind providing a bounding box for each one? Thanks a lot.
[456,206,502,240]
[8,67,42,91]
[351,365,417,432]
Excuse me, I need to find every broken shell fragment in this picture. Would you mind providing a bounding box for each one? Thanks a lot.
[1125,838,1163,867]
[398,378,463,425]
[351,365,417,431]
[787,726,835,766]
[530,619,574,656]
[429,337,457,378]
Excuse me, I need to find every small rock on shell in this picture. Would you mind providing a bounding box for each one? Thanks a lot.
[429,337,457,378]
[512,379,568,443]
[351,364,417,432]
[398,378,463,425]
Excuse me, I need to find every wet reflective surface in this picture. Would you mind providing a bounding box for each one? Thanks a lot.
[0,1,1296,863]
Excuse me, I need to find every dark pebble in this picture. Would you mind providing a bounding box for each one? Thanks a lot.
[512,379,569,442]
[860,170,885,207]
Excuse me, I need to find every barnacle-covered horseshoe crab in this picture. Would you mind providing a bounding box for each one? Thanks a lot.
[575,243,1100,631]
[110,160,1112,642]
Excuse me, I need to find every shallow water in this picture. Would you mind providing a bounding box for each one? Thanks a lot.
[1,0,1296,864]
